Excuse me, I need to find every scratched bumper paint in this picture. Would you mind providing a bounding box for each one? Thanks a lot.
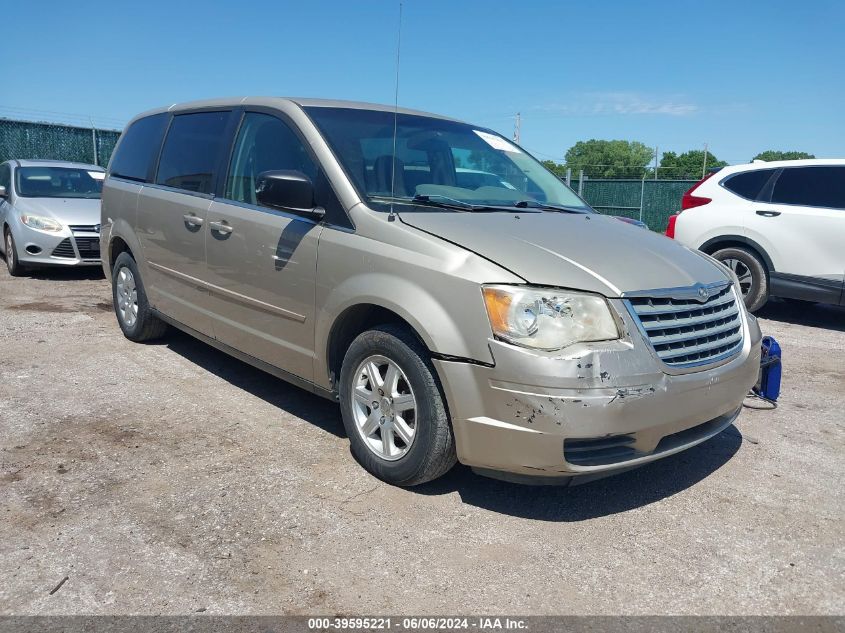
[433,301,763,480]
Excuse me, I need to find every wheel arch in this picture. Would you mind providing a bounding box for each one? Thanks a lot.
[699,235,775,273]
[325,303,432,392]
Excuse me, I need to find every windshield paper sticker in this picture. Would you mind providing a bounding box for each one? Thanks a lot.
[88,171,106,180]
[473,130,521,153]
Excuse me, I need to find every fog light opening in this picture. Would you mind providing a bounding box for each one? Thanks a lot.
[25,245,42,255]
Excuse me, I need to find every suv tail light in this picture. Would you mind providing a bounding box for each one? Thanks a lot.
[681,172,716,210]
[667,171,719,238]
[665,213,679,238]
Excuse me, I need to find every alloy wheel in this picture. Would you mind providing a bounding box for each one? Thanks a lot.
[351,355,417,461]
[723,257,753,297]
[6,233,14,270]
[115,267,139,328]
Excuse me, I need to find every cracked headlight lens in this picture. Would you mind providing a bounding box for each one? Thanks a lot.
[482,285,619,351]
[21,214,62,232]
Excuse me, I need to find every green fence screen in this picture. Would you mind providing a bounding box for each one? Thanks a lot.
[572,179,696,232]
[0,118,121,168]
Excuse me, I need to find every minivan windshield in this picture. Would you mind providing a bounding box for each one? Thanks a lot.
[305,107,591,212]
[16,167,104,199]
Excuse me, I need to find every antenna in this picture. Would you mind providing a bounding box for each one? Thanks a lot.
[388,1,403,222]
[513,112,521,144]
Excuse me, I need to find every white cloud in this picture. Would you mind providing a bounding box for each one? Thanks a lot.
[532,92,700,117]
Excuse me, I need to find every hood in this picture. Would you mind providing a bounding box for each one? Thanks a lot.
[14,197,101,226]
[399,211,729,296]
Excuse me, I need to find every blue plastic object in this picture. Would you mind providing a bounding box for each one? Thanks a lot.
[756,336,782,401]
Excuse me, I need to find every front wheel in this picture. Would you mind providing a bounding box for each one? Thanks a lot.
[712,246,768,312]
[4,229,26,277]
[338,324,456,486]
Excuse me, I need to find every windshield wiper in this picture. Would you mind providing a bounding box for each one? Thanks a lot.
[513,200,588,213]
[411,194,476,210]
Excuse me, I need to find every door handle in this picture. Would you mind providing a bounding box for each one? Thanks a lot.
[183,213,204,226]
[208,220,233,235]
[756,210,781,217]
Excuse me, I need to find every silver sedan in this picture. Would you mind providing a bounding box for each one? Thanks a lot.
[0,159,104,276]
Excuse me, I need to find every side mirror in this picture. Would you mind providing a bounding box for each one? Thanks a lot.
[255,170,324,218]
[0,186,6,199]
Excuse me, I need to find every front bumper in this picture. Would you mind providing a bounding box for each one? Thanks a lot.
[15,223,101,267]
[433,302,762,482]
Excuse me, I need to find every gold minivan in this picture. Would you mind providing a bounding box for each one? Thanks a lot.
[101,97,761,486]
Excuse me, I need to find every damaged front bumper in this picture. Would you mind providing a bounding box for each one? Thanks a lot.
[433,301,762,484]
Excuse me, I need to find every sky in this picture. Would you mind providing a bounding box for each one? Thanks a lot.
[3,0,843,166]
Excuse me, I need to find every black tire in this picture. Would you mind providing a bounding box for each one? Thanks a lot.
[712,246,768,312]
[4,228,26,277]
[338,324,457,486]
[111,251,168,342]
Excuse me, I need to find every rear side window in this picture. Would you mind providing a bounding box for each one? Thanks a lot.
[156,112,231,194]
[109,114,168,182]
[723,169,776,201]
[771,167,845,209]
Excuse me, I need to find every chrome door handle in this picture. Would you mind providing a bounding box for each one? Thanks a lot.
[208,220,233,234]
[756,210,781,217]
[183,213,204,226]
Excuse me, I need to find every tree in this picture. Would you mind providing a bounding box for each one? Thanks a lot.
[563,139,654,179]
[659,150,728,179]
[541,159,567,177]
[752,150,815,162]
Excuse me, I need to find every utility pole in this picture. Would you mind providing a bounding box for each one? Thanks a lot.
[513,112,521,144]
[653,146,659,180]
[90,117,98,166]
[702,143,709,178]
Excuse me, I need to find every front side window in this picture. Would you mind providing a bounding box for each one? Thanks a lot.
[225,112,317,205]
[16,167,104,199]
[156,111,231,194]
[771,166,845,209]
[723,169,777,201]
[110,113,168,182]
[305,107,590,211]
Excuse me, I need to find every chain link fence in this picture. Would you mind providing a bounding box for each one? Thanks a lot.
[0,118,121,167]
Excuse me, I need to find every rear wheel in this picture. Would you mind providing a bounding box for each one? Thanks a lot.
[338,324,456,486]
[4,229,26,277]
[712,246,768,312]
[111,252,168,342]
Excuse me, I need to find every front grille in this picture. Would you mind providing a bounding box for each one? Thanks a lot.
[626,283,743,367]
[69,224,100,234]
[74,236,101,259]
[51,238,75,258]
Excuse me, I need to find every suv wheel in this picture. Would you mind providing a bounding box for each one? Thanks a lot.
[338,324,456,486]
[712,246,768,312]
[4,229,26,277]
[111,252,168,342]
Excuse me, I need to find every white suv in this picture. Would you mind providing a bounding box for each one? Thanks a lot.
[667,159,845,311]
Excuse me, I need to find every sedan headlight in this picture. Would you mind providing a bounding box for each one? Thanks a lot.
[21,214,62,232]
[482,285,620,351]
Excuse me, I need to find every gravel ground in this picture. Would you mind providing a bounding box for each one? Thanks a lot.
[0,264,842,615]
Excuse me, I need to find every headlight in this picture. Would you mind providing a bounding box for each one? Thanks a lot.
[21,214,62,232]
[482,285,620,351]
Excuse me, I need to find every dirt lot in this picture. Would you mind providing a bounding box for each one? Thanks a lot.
[0,264,843,616]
